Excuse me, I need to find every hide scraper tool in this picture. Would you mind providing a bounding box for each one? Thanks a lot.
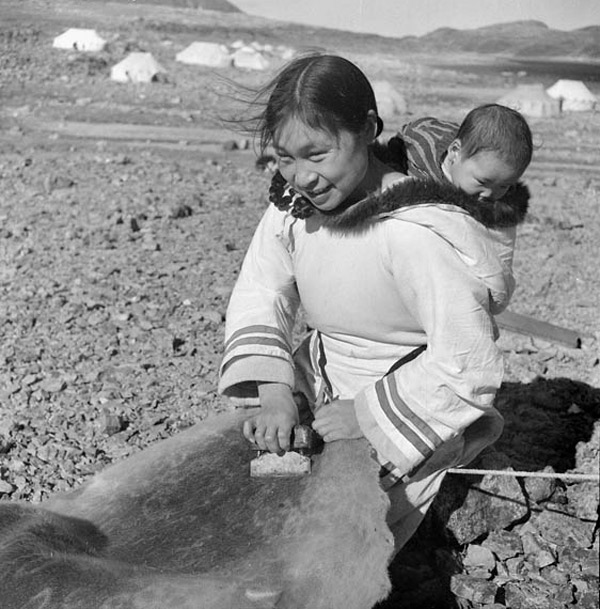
[250,424,322,478]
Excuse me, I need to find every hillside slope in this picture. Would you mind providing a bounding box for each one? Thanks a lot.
[401,20,600,59]
[79,0,241,10]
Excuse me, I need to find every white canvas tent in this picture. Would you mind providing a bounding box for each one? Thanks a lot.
[497,84,561,118]
[110,53,166,84]
[175,42,232,68]
[372,80,408,120]
[232,47,269,71]
[53,28,106,52]
[546,79,597,112]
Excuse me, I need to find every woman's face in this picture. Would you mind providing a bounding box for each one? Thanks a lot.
[273,116,373,212]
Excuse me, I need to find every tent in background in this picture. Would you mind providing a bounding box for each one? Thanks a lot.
[546,79,598,112]
[372,80,409,121]
[232,47,269,71]
[176,42,232,68]
[110,53,166,84]
[53,28,107,52]
[497,84,561,118]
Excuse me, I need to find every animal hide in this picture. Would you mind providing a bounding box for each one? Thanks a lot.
[0,409,394,609]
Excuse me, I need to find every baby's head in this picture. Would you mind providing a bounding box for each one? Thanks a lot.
[444,104,533,201]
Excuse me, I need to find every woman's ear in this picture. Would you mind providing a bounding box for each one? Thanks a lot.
[365,109,380,141]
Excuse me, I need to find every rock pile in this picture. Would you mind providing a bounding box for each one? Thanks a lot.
[383,434,599,609]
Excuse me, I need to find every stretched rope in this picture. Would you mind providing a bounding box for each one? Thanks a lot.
[448,468,599,482]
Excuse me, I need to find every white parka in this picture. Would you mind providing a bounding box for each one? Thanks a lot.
[219,177,529,482]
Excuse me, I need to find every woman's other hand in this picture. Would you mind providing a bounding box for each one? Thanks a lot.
[312,399,364,442]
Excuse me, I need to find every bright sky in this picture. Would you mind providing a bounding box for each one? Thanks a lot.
[231,0,600,38]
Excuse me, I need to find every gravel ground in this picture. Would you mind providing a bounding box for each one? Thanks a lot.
[0,2,599,607]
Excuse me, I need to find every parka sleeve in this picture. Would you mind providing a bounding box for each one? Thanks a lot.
[354,219,505,478]
[218,205,300,400]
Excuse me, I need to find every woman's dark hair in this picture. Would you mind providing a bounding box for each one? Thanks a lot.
[234,53,382,154]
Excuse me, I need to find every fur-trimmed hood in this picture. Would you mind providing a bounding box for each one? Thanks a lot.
[269,170,529,234]
[270,172,523,314]
[317,177,529,234]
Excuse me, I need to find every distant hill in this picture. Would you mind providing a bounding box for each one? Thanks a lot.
[22,2,599,61]
[82,0,241,11]
[398,20,600,59]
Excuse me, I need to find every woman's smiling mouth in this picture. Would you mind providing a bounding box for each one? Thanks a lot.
[304,185,332,200]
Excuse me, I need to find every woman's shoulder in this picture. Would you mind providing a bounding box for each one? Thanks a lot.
[371,178,529,230]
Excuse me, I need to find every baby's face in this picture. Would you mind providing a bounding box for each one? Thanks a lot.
[449,150,523,201]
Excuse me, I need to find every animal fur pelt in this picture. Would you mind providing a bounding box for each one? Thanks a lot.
[0,409,394,609]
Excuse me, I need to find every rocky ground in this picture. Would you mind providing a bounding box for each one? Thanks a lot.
[0,2,599,608]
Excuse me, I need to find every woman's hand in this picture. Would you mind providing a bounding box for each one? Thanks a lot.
[243,382,299,454]
[312,399,364,442]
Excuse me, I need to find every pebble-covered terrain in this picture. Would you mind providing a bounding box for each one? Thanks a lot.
[1,2,599,607]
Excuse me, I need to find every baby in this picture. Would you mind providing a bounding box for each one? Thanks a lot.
[388,103,533,202]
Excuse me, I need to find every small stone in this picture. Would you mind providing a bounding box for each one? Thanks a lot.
[580,553,600,578]
[450,574,498,605]
[554,583,575,606]
[130,217,141,232]
[482,530,523,560]
[521,531,556,568]
[464,567,493,580]
[505,556,532,580]
[539,565,569,586]
[0,417,17,437]
[572,574,599,603]
[504,578,564,609]
[577,591,599,608]
[100,412,127,436]
[0,479,15,494]
[463,544,496,572]
[200,309,223,325]
[560,548,600,576]
[523,466,556,504]
[445,467,529,544]
[169,203,193,219]
[533,509,596,547]
[39,376,67,393]
[21,374,39,387]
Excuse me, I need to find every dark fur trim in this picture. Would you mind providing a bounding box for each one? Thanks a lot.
[269,171,315,219]
[270,171,529,232]
[319,178,530,233]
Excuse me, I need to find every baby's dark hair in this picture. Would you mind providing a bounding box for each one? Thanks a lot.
[245,53,382,154]
[456,103,533,173]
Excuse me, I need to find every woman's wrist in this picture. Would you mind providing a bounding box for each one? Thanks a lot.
[257,382,297,412]
[257,381,290,395]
